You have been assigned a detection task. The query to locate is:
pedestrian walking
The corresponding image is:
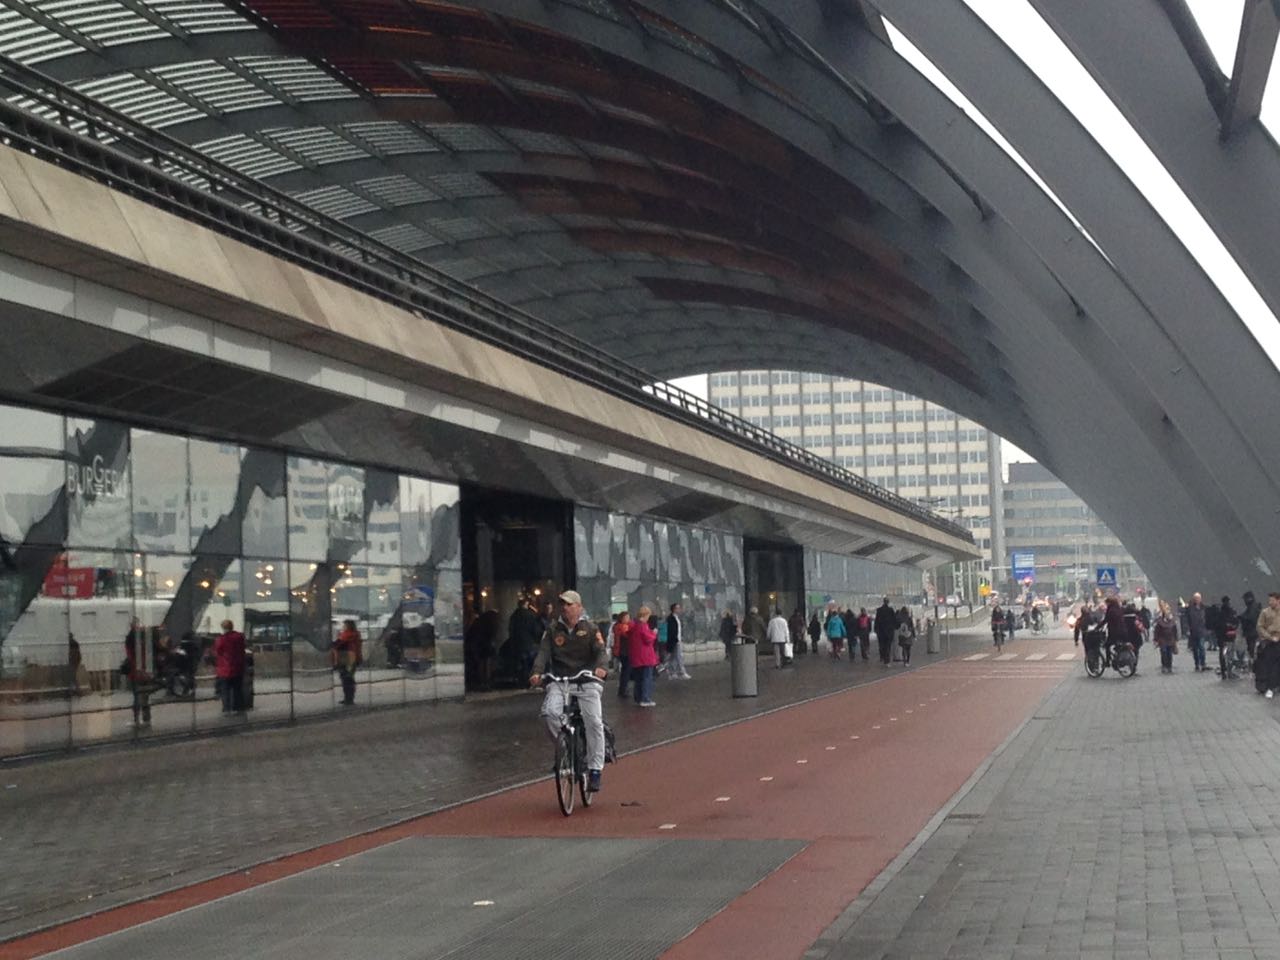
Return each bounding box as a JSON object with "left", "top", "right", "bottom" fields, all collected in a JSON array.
[
  {"left": 742, "top": 606, "right": 766, "bottom": 647},
  {"left": 718, "top": 610, "right": 737, "bottom": 661},
  {"left": 767, "top": 608, "right": 791, "bottom": 668},
  {"left": 123, "top": 618, "right": 151, "bottom": 728},
  {"left": 1254, "top": 592, "right": 1280, "bottom": 698},
  {"left": 1152, "top": 600, "right": 1179, "bottom": 674},
  {"left": 824, "top": 606, "right": 847, "bottom": 659},
  {"left": 874, "top": 597, "right": 896, "bottom": 667},
  {"left": 214, "top": 619, "right": 246, "bottom": 714},
  {"left": 665, "top": 602, "right": 691, "bottom": 679},
  {"left": 789, "top": 607, "right": 807, "bottom": 654},
  {"left": 1241, "top": 591, "right": 1261, "bottom": 667},
  {"left": 612, "top": 611, "right": 633, "bottom": 698},
  {"left": 1184, "top": 593, "right": 1208, "bottom": 671},
  {"left": 333, "top": 619, "right": 362, "bottom": 705},
  {"left": 856, "top": 608, "right": 872, "bottom": 661},
  {"left": 628, "top": 605, "right": 659, "bottom": 707},
  {"left": 807, "top": 611, "right": 822, "bottom": 656},
  {"left": 895, "top": 606, "right": 916, "bottom": 665},
  {"left": 1214, "top": 595, "right": 1239, "bottom": 679}
]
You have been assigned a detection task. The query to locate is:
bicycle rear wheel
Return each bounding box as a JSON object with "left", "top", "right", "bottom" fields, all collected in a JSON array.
[
  {"left": 1115, "top": 651, "right": 1136, "bottom": 678},
  {"left": 577, "top": 728, "right": 594, "bottom": 808},
  {"left": 555, "top": 729, "right": 576, "bottom": 816}
]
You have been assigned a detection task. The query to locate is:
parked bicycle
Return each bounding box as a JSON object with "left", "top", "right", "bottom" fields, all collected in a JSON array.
[{"left": 543, "top": 670, "right": 616, "bottom": 816}]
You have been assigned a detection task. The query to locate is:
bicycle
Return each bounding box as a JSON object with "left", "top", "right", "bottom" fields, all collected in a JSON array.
[
  {"left": 1084, "top": 631, "right": 1136, "bottom": 679},
  {"left": 543, "top": 670, "right": 616, "bottom": 816},
  {"left": 1032, "top": 617, "right": 1049, "bottom": 635}
]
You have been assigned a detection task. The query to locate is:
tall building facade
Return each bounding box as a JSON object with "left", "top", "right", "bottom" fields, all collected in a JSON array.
[
  {"left": 1002, "top": 461, "right": 1146, "bottom": 597},
  {"left": 707, "top": 371, "right": 1002, "bottom": 600}
]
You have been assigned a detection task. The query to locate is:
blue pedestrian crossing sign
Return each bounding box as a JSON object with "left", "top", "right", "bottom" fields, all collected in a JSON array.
[{"left": 1095, "top": 567, "right": 1118, "bottom": 588}]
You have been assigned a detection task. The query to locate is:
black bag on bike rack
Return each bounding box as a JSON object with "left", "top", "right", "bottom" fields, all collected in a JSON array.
[{"left": 603, "top": 722, "right": 617, "bottom": 764}]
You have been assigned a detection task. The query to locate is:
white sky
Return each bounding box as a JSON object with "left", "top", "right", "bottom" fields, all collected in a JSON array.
[{"left": 673, "top": 3, "right": 1275, "bottom": 480}]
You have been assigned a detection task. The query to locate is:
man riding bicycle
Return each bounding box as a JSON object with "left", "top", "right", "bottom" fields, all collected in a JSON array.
[{"left": 529, "top": 590, "right": 609, "bottom": 792}]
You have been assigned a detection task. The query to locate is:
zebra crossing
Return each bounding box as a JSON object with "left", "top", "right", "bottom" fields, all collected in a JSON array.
[{"left": 962, "top": 651, "right": 1077, "bottom": 662}]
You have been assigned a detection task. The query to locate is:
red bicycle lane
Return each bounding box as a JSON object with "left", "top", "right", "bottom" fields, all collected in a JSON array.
[
  {"left": 413, "top": 641, "right": 1074, "bottom": 960},
  {"left": 1, "top": 640, "right": 1072, "bottom": 959}
]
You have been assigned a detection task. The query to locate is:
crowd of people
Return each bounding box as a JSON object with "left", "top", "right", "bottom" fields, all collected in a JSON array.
[{"left": 1067, "top": 590, "right": 1280, "bottom": 690}]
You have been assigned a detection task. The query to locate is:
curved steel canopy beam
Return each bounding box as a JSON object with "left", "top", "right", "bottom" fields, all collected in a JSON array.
[
  {"left": 857, "top": 0, "right": 1280, "bottom": 594},
  {"left": 527, "top": 0, "right": 1249, "bottom": 592}
]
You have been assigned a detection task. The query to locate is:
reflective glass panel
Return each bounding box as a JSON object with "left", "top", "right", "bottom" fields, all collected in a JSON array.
[
  {"left": 0, "top": 547, "right": 71, "bottom": 755},
  {"left": 327, "top": 463, "right": 364, "bottom": 557},
  {"left": 131, "top": 430, "right": 189, "bottom": 554},
  {"left": 0, "top": 405, "right": 66, "bottom": 548},
  {"left": 288, "top": 457, "right": 328, "bottom": 562},
  {"left": 290, "top": 560, "right": 333, "bottom": 713},
  {"left": 243, "top": 557, "right": 290, "bottom": 721},
  {"left": 358, "top": 469, "right": 400, "bottom": 566},
  {"left": 365, "top": 564, "right": 404, "bottom": 706},
  {"left": 241, "top": 449, "right": 287, "bottom": 559},
  {"left": 66, "top": 418, "right": 131, "bottom": 551},
  {"left": 188, "top": 439, "right": 241, "bottom": 555},
  {"left": 63, "top": 549, "right": 135, "bottom": 744}
]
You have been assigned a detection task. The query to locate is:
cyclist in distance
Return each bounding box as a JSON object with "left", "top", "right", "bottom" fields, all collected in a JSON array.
[
  {"left": 990, "top": 603, "right": 1007, "bottom": 647},
  {"left": 529, "top": 590, "right": 609, "bottom": 792}
]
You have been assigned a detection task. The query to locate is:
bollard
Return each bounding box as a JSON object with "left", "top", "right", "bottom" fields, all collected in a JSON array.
[{"left": 926, "top": 620, "right": 941, "bottom": 654}]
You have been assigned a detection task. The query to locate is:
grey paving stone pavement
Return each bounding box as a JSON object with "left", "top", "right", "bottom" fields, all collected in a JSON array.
[
  {"left": 0, "top": 629, "right": 988, "bottom": 943},
  {"left": 809, "top": 648, "right": 1280, "bottom": 960}
]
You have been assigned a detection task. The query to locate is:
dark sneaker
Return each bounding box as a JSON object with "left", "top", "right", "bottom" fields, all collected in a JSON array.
[{"left": 587, "top": 769, "right": 602, "bottom": 792}]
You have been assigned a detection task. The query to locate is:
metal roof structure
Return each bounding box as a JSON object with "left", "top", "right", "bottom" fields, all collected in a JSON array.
[{"left": 0, "top": 0, "right": 1278, "bottom": 597}]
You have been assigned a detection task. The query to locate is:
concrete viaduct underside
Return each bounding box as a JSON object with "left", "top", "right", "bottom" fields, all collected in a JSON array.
[{"left": 1, "top": 0, "right": 1278, "bottom": 597}]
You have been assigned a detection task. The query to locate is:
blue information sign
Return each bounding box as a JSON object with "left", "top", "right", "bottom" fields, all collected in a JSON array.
[
  {"left": 1096, "top": 567, "right": 1118, "bottom": 588},
  {"left": 1012, "top": 552, "right": 1036, "bottom": 582}
]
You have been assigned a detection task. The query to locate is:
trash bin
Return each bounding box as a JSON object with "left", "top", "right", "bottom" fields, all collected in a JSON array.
[
  {"left": 926, "top": 620, "right": 941, "bottom": 655},
  {"left": 730, "top": 637, "right": 758, "bottom": 697}
]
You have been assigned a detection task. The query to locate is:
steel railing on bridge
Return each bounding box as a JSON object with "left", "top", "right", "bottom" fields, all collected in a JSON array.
[{"left": 0, "top": 55, "right": 970, "bottom": 541}]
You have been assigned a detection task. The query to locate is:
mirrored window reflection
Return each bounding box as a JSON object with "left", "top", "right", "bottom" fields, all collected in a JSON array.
[
  {"left": 332, "top": 561, "right": 367, "bottom": 706},
  {"left": 399, "top": 476, "right": 433, "bottom": 567},
  {"left": 243, "top": 558, "right": 289, "bottom": 718},
  {"left": 131, "top": 430, "right": 189, "bottom": 554},
  {"left": 62, "top": 549, "right": 135, "bottom": 744},
  {"left": 189, "top": 440, "right": 241, "bottom": 555},
  {"left": 428, "top": 482, "right": 461, "bottom": 569},
  {"left": 435, "top": 568, "right": 464, "bottom": 699},
  {"left": 0, "top": 548, "right": 71, "bottom": 756},
  {"left": 366, "top": 565, "right": 404, "bottom": 706},
  {"left": 290, "top": 560, "right": 332, "bottom": 712},
  {"left": 400, "top": 566, "right": 440, "bottom": 702},
  {"left": 288, "top": 458, "right": 328, "bottom": 562},
  {"left": 358, "top": 469, "right": 399, "bottom": 566},
  {"left": 0, "top": 405, "right": 67, "bottom": 548},
  {"left": 66, "top": 418, "right": 131, "bottom": 551},
  {"left": 327, "top": 463, "right": 364, "bottom": 558},
  {"left": 241, "top": 449, "right": 286, "bottom": 559}
]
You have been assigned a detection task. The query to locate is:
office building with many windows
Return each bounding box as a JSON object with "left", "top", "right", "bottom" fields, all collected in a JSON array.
[
  {"left": 1002, "top": 461, "right": 1146, "bottom": 598},
  {"left": 708, "top": 372, "right": 1002, "bottom": 601}
]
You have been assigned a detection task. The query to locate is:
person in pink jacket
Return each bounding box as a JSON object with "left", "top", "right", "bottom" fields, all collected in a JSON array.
[{"left": 627, "top": 605, "right": 659, "bottom": 707}]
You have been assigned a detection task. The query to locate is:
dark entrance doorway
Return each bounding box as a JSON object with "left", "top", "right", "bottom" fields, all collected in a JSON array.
[
  {"left": 460, "top": 488, "right": 573, "bottom": 692},
  {"left": 744, "top": 539, "right": 805, "bottom": 630}
]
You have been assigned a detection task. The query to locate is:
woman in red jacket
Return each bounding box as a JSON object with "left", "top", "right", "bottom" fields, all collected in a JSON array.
[
  {"left": 612, "top": 611, "right": 633, "bottom": 700},
  {"left": 214, "top": 619, "right": 246, "bottom": 714},
  {"left": 333, "top": 619, "right": 363, "bottom": 706},
  {"left": 627, "top": 605, "right": 659, "bottom": 708}
]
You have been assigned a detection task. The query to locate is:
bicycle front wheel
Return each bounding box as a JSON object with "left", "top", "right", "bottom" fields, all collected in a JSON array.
[
  {"left": 577, "top": 728, "right": 594, "bottom": 808},
  {"left": 1085, "top": 650, "right": 1104, "bottom": 678},
  {"left": 555, "top": 729, "right": 576, "bottom": 816}
]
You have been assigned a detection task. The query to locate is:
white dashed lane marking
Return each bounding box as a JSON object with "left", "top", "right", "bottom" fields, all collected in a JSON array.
[
  {"left": 993, "top": 653, "right": 1017, "bottom": 662},
  {"left": 1025, "top": 653, "right": 1047, "bottom": 661},
  {"left": 964, "top": 653, "right": 990, "bottom": 661}
]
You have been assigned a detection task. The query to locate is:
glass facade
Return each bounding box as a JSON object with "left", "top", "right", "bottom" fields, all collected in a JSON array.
[
  {"left": 0, "top": 404, "right": 462, "bottom": 758},
  {"left": 805, "top": 549, "right": 923, "bottom": 613},
  {"left": 574, "top": 507, "right": 744, "bottom": 645}
]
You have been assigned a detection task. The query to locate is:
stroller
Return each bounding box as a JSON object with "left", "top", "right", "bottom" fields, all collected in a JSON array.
[{"left": 160, "top": 634, "right": 200, "bottom": 698}]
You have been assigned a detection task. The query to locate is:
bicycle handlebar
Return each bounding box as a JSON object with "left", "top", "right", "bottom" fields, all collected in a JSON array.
[{"left": 541, "top": 670, "right": 604, "bottom": 685}]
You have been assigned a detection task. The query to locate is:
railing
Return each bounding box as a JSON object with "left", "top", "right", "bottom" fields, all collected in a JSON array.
[{"left": 0, "top": 55, "right": 970, "bottom": 541}]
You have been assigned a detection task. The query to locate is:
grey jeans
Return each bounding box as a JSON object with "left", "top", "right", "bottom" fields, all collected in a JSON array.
[{"left": 541, "top": 680, "right": 605, "bottom": 771}]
